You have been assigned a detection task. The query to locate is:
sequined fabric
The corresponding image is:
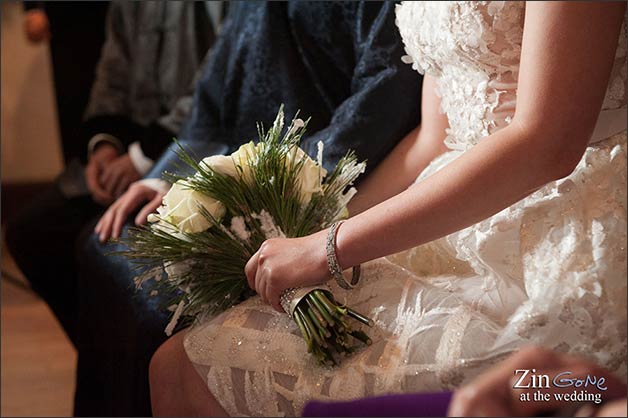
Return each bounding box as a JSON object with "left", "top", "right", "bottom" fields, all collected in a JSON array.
[{"left": 185, "top": 2, "right": 627, "bottom": 416}]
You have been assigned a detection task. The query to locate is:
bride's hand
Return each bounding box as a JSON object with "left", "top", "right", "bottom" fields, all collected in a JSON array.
[{"left": 245, "top": 230, "right": 330, "bottom": 312}]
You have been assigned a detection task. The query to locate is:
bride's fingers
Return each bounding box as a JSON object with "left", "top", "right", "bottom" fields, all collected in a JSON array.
[
  {"left": 260, "top": 275, "right": 268, "bottom": 305},
  {"left": 268, "top": 288, "right": 283, "bottom": 313},
  {"left": 266, "top": 280, "right": 283, "bottom": 312},
  {"left": 261, "top": 271, "right": 284, "bottom": 311},
  {"left": 262, "top": 280, "right": 269, "bottom": 305},
  {"left": 245, "top": 251, "right": 260, "bottom": 290},
  {"left": 256, "top": 268, "right": 269, "bottom": 304},
  {"left": 135, "top": 194, "right": 162, "bottom": 225},
  {"left": 255, "top": 274, "right": 264, "bottom": 302},
  {"left": 265, "top": 278, "right": 284, "bottom": 312}
]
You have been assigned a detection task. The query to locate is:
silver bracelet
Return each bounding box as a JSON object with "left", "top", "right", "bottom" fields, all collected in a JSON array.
[{"left": 326, "top": 221, "right": 361, "bottom": 290}]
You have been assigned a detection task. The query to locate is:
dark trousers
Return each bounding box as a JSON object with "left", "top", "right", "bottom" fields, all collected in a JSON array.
[
  {"left": 74, "top": 228, "right": 169, "bottom": 417},
  {"left": 5, "top": 183, "right": 102, "bottom": 346},
  {"left": 5, "top": 181, "right": 169, "bottom": 416}
]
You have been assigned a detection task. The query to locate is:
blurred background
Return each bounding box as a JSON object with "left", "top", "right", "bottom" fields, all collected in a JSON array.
[
  {"left": 1, "top": 0, "right": 64, "bottom": 199},
  {"left": 2, "top": 0, "right": 219, "bottom": 414},
  {"left": 2, "top": 1, "right": 106, "bottom": 415}
]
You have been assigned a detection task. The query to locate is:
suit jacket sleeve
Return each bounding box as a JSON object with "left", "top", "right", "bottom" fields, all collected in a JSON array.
[
  {"left": 300, "top": 1, "right": 422, "bottom": 178},
  {"left": 137, "top": 49, "right": 215, "bottom": 161},
  {"left": 81, "top": 3, "right": 142, "bottom": 151}
]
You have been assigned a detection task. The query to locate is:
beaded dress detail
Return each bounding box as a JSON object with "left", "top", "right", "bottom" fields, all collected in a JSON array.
[{"left": 184, "top": 2, "right": 627, "bottom": 415}]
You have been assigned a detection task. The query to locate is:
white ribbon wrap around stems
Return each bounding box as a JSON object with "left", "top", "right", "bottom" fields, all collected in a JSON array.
[{"left": 280, "top": 285, "right": 332, "bottom": 318}]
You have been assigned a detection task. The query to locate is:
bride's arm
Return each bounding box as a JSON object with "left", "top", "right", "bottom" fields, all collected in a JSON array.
[
  {"left": 335, "top": 1, "right": 625, "bottom": 267},
  {"left": 348, "top": 75, "right": 449, "bottom": 215},
  {"left": 246, "top": 2, "right": 626, "bottom": 311}
]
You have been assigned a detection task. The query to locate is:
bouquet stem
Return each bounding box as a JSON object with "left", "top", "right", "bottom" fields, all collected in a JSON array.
[
  {"left": 290, "top": 289, "right": 373, "bottom": 365},
  {"left": 118, "top": 107, "right": 371, "bottom": 366}
]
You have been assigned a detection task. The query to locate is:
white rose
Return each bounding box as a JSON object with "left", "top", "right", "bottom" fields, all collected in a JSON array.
[
  {"left": 230, "top": 141, "right": 262, "bottom": 183},
  {"left": 231, "top": 141, "right": 261, "bottom": 165},
  {"left": 286, "top": 146, "right": 327, "bottom": 204},
  {"left": 200, "top": 154, "right": 239, "bottom": 178},
  {"left": 149, "top": 180, "right": 225, "bottom": 233},
  {"left": 200, "top": 141, "right": 263, "bottom": 183}
]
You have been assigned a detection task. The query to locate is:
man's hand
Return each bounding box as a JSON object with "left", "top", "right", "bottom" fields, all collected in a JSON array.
[
  {"left": 85, "top": 143, "right": 119, "bottom": 205},
  {"left": 99, "top": 154, "right": 142, "bottom": 199},
  {"left": 23, "top": 9, "right": 50, "bottom": 43},
  {"left": 94, "top": 182, "right": 164, "bottom": 242}
]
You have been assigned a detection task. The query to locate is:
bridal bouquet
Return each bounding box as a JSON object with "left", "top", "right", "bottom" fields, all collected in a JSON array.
[{"left": 119, "top": 107, "right": 372, "bottom": 365}]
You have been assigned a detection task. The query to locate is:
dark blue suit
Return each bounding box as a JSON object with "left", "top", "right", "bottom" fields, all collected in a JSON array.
[{"left": 39, "top": 2, "right": 422, "bottom": 415}]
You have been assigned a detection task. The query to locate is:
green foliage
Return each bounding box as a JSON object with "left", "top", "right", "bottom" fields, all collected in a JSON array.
[{"left": 116, "top": 107, "right": 371, "bottom": 362}]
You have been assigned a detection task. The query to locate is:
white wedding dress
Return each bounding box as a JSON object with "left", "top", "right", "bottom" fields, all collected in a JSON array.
[{"left": 184, "top": 2, "right": 627, "bottom": 416}]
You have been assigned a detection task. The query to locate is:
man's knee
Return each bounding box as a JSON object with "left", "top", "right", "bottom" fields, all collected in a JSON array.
[
  {"left": 5, "top": 208, "right": 42, "bottom": 274},
  {"left": 75, "top": 222, "right": 102, "bottom": 266},
  {"left": 5, "top": 184, "right": 82, "bottom": 269}
]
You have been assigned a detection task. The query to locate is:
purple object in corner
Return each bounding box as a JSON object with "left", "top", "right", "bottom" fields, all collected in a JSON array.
[{"left": 302, "top": 391, "right": 454, "bottom": 417}]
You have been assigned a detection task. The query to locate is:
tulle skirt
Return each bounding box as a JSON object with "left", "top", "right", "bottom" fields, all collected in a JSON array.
[{"left": 184, "top": 132, "right": 627, "bottom": 416}]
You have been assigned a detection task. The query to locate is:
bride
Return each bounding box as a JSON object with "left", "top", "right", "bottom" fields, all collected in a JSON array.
[{"left": 148, "top": 1, "right": 626, "bottom": 416}]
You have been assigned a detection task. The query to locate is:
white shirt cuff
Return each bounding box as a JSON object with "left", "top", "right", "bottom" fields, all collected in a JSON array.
[
  {"left": 87, "top": 133, "right": 124, "bottom": 157},
  {"left": 128, "top": 141, "right": 155, "bottom": 176},
  {"left": 136, "top": 178, "right": 171, "bottom": 194}
]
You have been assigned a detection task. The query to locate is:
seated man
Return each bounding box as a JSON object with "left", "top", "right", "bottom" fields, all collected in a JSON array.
[
  {"left": 75, "top": 1, "right": 423, "bottom": 416},
  {"left": 4, "top": 0, "right": 218, "bottom": 414}
]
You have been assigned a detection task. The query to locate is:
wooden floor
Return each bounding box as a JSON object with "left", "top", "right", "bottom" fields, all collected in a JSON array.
[{"left": 1, "top": 242, "right": 76, "bottom": 417}]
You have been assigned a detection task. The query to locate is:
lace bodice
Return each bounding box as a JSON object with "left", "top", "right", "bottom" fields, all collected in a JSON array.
[{"left": 396, "top": 1, "right": 627, "bottom": 151}]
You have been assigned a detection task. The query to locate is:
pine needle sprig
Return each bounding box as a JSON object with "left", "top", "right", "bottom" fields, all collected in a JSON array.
[{"left": 116, "top": 106, "right": 373, "bottom": 363}]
